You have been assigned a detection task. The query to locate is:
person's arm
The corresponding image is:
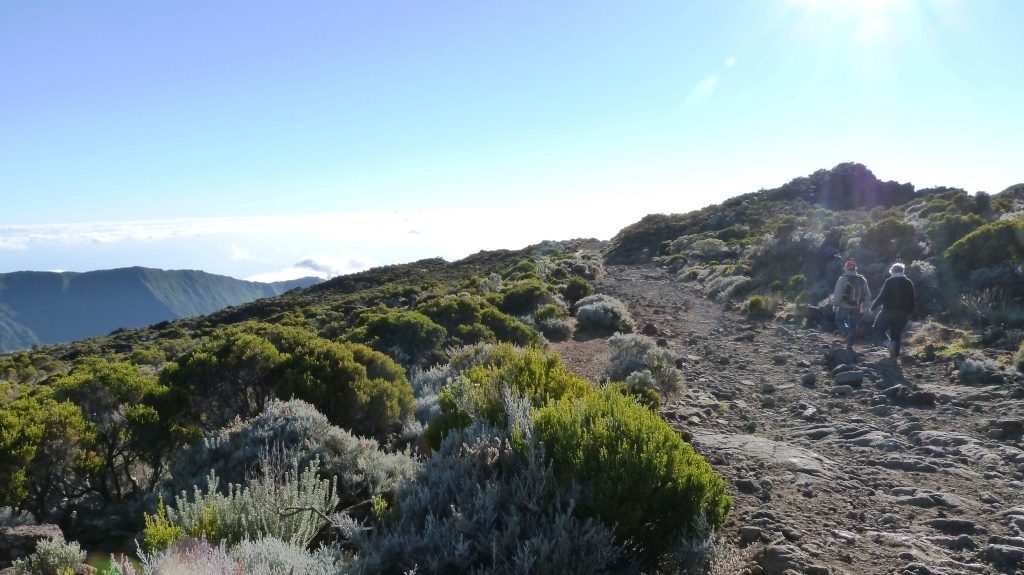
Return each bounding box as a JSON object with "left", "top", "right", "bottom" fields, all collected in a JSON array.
[
  {"left": 906, "top": 279, "right": 916, "bottom": 313},
  {"left": 832, "top": 277, "right": 846, "bottom": 309}
]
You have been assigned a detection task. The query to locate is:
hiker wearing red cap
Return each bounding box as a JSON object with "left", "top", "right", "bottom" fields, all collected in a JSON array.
[{"left": 832, "top": 259, "right": 871, "bottom": 351}]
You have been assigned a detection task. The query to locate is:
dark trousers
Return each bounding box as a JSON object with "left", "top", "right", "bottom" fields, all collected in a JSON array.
[{"left": 873, "top": 309, "right": 910, "bottom": 356}]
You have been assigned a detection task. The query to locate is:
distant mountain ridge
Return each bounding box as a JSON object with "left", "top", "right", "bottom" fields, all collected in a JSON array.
[{"left": 0, "top": 267, "right": 320, "bottom": 352}]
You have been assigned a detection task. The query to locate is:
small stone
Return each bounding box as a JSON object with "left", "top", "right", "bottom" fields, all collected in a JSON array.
[
  {"left": 771, "top": 354, "right": 788, "bottom": 365},
  {"left": 641, "top": 322, "right": 659, "bottom": 336},
  {"left": 920, "top": 518, "right": 983, "bottom": 535},
  {"left": 801, "top": 372, "right": 817, "bottom": 387},
  {"left": 831, "top": 385, "right": 855, "bottom": 397},
  {"left": 735, "top": 478, "right": 759, "bottom": 493},
  {"left": 761, "top": 396, "right": 777, "bottom": 408},
  {"left": 740, "top": 526, "right": 765, "bottom": 543}
]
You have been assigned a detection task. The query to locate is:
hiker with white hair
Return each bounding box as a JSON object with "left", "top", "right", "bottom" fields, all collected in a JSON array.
[{"left": 870, "top": 262, "right": 916, "bottom": 360}]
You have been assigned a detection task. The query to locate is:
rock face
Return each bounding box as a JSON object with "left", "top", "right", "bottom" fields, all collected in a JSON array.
[
  {"left": 0, "top": 524, "right": 64, "bottom": 568},
  {"left": 590, "top": 265, "right": 1024, "bottom": 575}
]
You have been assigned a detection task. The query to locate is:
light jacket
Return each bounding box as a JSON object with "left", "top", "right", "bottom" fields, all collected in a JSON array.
[{"left": 832, "top": 272, "right": 871, "bottom": 311}]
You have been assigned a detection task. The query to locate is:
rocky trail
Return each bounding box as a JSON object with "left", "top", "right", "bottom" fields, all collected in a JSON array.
[{"left": 559, "top": 265, "right": 1024, "bottom": 575}]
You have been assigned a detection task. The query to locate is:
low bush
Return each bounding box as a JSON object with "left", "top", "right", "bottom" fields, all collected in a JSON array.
[
  {"left": 1016, "top": 341, "right": 1024, "bottom": 373},
  {"left": 277, "top": 340, "right": 413, "bottom": 438},
  {"left": 788, "top": 274, "right": 807, "bottom": 292},
  {"left": 500, "top": 279, "right": 554, "bottom": 317},
  {"left": 12, "top": 538, "right": 86, "bottom": 575},
  {"left": 533, "top": 303, "right": 572, "bottom": 341},
  {"left": 352, "top": 424, "right": 622, "bottom": 575},
  {"left": 347, "top": 308, "right": 447, "bottom": 368},
  {"left": 956, "top": 353, "right": 1003, "bottom": 385},
  {"left": 606, "top": 333, "right": 682, "bottom": 397},
  {"left": 0, "top": 393, "right": 97, "bottom": 520},
  {"left": 147, "top": 456, "right": 338, "bottom": 550},
  {"left": 533, "top": 388, "right": 732, "bottom": 569},
  {"left": 690, "top": 238, "right": 729, "bottom": 260},
  {"left": 168, "top": 400, "right": 416, "bottom": 509},
  {"left": 657, "top": 253, "right": 689, "bottom": 273},
  {"left": 562, "top": 276, "right": 595, "bottom": 308},
  {"left": 480, "top": 308, "right": 543, "bottom": 347},
  {"left": 425, "top": 345, "right": 591, "bottom": 448},
  {"left": 573, "top": 294, "right": 634, "bottom": 334},
  {"left": 861, "top": 217, "right": 920, "bottom": 263},
  {"left": 945, "top": 217, "right": 1024, "bottom": 278},
  {"left": 745, "top": 295, "right": 775, "bottom": 318},
  {"left": 231, "top": 537, "right": 340, "bottom": 575},
  {"left": 134, "top": 539, "right": 240, "bottom": 575}
]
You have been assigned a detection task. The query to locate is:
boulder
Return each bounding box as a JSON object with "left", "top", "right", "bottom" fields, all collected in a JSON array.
[
  {"left": 754, "top": 544, "right": 830, "bottom": 574},
  {"left": 834, "top": 371, "right": 864, "bottom": 387},
  {"left": 0, "top": 524, "right": 64, "bottom": 568}
]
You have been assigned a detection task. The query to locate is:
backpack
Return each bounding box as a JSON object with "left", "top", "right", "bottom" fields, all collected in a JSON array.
[{"left": 841, "top": 276, "right": 864, "bottom": 307}]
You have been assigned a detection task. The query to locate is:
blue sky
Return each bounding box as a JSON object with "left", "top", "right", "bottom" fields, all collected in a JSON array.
[{"left": 2, "top": 0, "right": 1022, "bottom": 280}]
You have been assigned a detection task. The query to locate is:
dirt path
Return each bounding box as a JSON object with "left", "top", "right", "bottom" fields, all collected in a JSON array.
[{"left": 567, "top": 265, "right": 1024, "bottom": 575}]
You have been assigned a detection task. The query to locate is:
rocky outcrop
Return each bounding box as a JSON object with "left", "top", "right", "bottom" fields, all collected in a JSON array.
[{"left": 0, "top": 524, "right": 63, "bottom": 568}]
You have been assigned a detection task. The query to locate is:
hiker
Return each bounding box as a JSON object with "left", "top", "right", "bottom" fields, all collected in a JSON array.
[
  {"left": 832, "top": 259, "right": 871, "bottom": 351},
  {"left": 871, "top": 262, "right": 916, "bottom": 359}
]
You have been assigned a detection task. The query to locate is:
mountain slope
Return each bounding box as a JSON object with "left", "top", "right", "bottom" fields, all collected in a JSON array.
[{"left": 0, "top": 267, "right": 320, "bottom": 352}]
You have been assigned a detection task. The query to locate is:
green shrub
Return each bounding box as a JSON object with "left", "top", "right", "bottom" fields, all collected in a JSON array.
[
  {"left": 534, "top": 303, "right": 568, "bottom": 324},
  {"left": 1015, "top": 341, "right": 1024, "bottom": 373},
  {"left": 54, "top": 359, "right": 187, "bottom": 504},
  {"left": 480, "top": 308, "right": 542, "bottom": 347},
  {"left": 945, "top": 217, "right": 1024, "bottom": 278},
  {"left": 691, "top": 238, "right": 729, "bottom": 260},
  {"left": 861, "top": 217, "right": 920, "bottom": 262},
  {"left": 770, "top": 280, "right": 784, "bottom": 293},
  {"left": 143, "top": 495, "right": 186, "bottom": 552},
  {"left": 504, "top": 258, "right": 541, "bottom": 281},
  {"left": 348, "top": 308, "right": 446, "bottom": 367},
  {"left": 926, "top": 213, "right": 985, "bottom": 255},
  {"left": 279, "top": 340, "right": 413, "bottom": 438},
  {"left": 745, "top": 295, "right": 775, "bottom": 318},
  {"left": 788, "top": 274, "right": 807, "bottom": 292},
  {"left": 562, "top": 276, "right": 595, "bottom": 307},
  {"left": 533, "top": 303, "right": 572, "bottom": 342},
  {"left": 500, "top": 279, "right": 554, "bottom": 316},
  {"left": 161, "top": 330, "right": 287, "bottom": 429},
  {"left": 0, "top": 393, "right": 97, "bottom": 520},
  {"left": 425, "top": 345, "right": 591, "bottom": 447},
  {"left": 12, "top": 538, "right": 86, "bottom": 575},
  {"left": 533, "top": 388, "right": 731, "bottom": 568},
  {"left": 416, "top": 294, "right": 487, "bottom": 341},
  {"left": 166, "top": 324, "right": 414, "bottom": 439}
]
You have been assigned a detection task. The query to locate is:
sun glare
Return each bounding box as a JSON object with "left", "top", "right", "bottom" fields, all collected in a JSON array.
[{"left": 788, "top": 0, "right": 918, "bottom": 44}]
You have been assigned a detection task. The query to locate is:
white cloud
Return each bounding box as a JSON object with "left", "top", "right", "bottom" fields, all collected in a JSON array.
[
  {"left": 0, "top": 202, "right": 652, "bottom": 277},
  {"left": 228, "top": 244, "right": 265, "bottom": 262},
  {"left": 0, "top": 237, "right": 28, "bottom": 251},
  {"left": 246, "top": 253, "right": 376, "bottom": 283},
  {"left": 686, "top": 74, "right": 719, "bottom": 106},
  {"left": 725, "top": 56, "right": 737, "bottom": 68}
]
